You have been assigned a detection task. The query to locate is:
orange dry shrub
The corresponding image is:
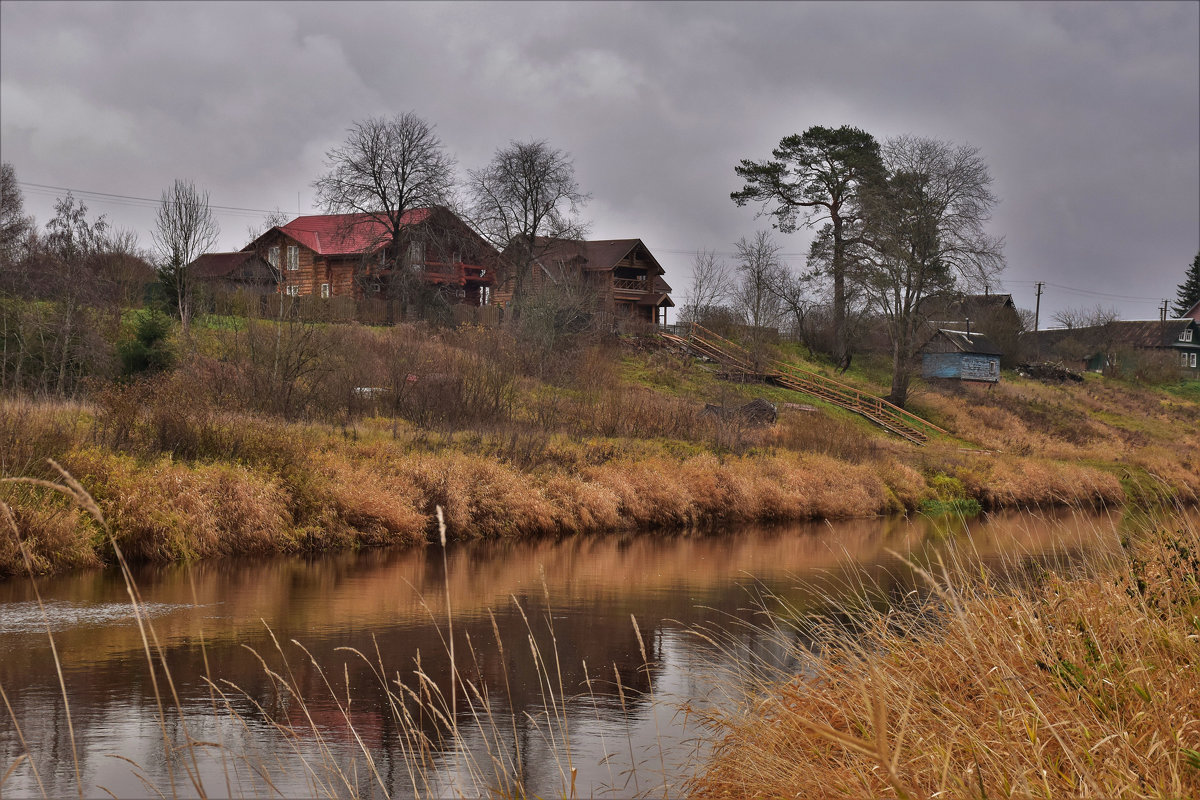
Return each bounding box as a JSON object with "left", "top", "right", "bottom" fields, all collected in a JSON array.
[
  {"left": 400, "top": 451, "right": 558, "bottom": 539},
  {"left": 0, "top": 501, "right": 100, "bottom": 576},
  {"left": 588, "top": 457, "right": 700, "bottom": 527},
  {"left": 301, "top": 452, "right": 426, "bottom": 548},
  {"left": 63, "top": 447, "right": 296, "bottom": 562},
  {"left": 538, "top": 474, "right": 624, "bottom": 533}
]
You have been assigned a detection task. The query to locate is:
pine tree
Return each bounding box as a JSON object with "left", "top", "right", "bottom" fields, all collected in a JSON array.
[{"left": 1173, "top": 252, "right": 1200, "bottom": 317}]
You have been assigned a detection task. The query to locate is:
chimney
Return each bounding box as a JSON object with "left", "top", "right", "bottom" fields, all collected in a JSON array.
[{"left": 965, "top": 317, "right": 972, "bottom": 337}]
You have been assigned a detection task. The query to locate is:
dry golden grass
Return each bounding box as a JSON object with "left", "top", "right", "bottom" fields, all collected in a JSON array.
[
  {"left": 3, "top": 344, "right": 1198, "bottom": 576},
  {"left": 689, "top": 513, "right": 1200, "bottom": 799}
]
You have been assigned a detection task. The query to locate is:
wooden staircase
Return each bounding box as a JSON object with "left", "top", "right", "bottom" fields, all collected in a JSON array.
[{"left": 660, "top": 324, "right": 946, "bottom": 445}]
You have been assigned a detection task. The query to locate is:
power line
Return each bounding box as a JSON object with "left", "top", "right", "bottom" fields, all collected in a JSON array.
[{"left": 17, "top": 181, "right": 288, "bottom": 219}]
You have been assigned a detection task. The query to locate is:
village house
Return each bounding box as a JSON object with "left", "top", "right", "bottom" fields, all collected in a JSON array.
[
  {"left": 493, "top": 237, "right": 674, "bottom": 325},
  {"left": 185, "top": 251, "right": 278, "bottom": 295},
  {"left": 920, "top": 329, "right": 1003, "bottom": 383},
  {"left": 1182, "top": 298, "right": 1200, "bottom": 323},
  {"left": 194, "top": 206, "right": 498, "bottom": 306},
  {"left": 1023, "top": 319, "right": 1200, "bottom": 376},
  {"left": 921, "top": 292, "right": 1023, "bottom": 364}
]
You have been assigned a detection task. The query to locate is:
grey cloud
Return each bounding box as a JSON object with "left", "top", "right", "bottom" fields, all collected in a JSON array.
[{"left": 1, "top": 1, "right": 1195, "bottom": 321}]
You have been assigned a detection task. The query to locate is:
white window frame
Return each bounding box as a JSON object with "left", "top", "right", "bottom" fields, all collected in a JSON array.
[
  {"left": 320, "top": 283, "right": 330, "bottom": 298},
  {"left": 287, "top": 245, "right": 299, "bottom": 271},
  {"left": 267, "top": 246, "right": 280, "bottom": 268},
  {"left": 408, "top": 241, "right": 425, "bottom": 267},
  {"left": 286, "top": 285, "right": 299, "bottom": 297},
  {"left": 1182, "top": 329, "right": 1194, "bottom": 342},
  {"left": 1191, "top": 352, "right": 1198, "bottom": 368},
  {"left": 1183, "top": 352, "right": 1190, "bottom": 367}
]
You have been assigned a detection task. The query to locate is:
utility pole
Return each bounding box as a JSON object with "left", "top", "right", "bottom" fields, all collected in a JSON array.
[
  {"left": 1160, "top": 299, "right": 1168, "bottom": 323},
  {"left": 1034, "top": 282, "right": 1044, "bottom": 360},
  {"left": 1034, "top": 282, "right": 1044, "bottom": 332}
]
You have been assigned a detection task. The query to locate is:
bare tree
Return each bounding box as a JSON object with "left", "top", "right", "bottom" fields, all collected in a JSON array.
[
  {"left": 153, "top": 179, "right": 220, "bottom": 333},
  {"left": 732, "top": 230, "right": 785, "bottom": 334},
  {"left": 0, "top": 163, "right": 36, "bottom": 267},
  {"left": 679, "top": 249, "right": 733, "bottom": 326},
  {"left": 313, "top": 112, "right": 456, "bottom": 308},
  {"left": 245, "top": 208, "right": 291, "bottom": 242},
  {"left": 856, "top": 136, "right": 1005, "bottom": 407},
  {"left": 466, "top": 139, "right": 588, "bottom": 319},
  {"left": 1052, "top": 305, "right": 1118, "bottom": 330},
  {"left": 2, "top": 194, "right": 118, "bottom": 395}
]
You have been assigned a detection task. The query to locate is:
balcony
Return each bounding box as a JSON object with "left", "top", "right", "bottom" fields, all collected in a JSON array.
[{"left": 613, "top": 277, "right": 650, "bottom": 293}]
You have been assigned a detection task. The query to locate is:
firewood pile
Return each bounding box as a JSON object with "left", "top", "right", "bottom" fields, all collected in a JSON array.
[{"left": 1015, "top": 362, "right": 1085, "bottom": 383}]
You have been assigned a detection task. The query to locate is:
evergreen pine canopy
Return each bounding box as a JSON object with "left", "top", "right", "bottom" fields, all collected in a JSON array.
[{"left": 1174, "top": 252, "right": 1200, "bottom": 317}]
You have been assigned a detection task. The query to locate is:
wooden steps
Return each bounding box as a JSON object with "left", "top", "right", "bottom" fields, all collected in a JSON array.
[{"left": 661, "top": 324, "right": 946, "bottom": 445}]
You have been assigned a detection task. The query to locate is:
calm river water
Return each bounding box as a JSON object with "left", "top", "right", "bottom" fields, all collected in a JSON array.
[{"left": 1, "top": 509, "right": 1133, "bottom": 798}]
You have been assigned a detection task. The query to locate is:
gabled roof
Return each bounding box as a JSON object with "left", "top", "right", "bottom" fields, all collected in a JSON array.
[
  {"left": 921, "top": 292, "right": 1017, "bottom": 323},
  {"left": 929, "top": 329, "right": 1003, "bottom": 355},
  {"left": 525, "top": 237, "right": 672, "bottom": 291},
  {"left": 187, "top": 251, "right": 270, "bottom": 279},
  {"left": 1183, "top": 298, "right": 1200, "bottom": 322},
  {"left": 248, "top": 209, "right": 433, "bottom": 256},
  {"left": 1022, "top": 319, "right": 1196, "bottom": 350},
  {"left": 1105, "top": 319, "right": 1195, "bottom": 348}
]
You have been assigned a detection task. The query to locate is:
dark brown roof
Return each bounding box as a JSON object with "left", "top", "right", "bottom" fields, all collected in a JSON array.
[
  {"left": 187, "top": 251, "right": 266, "bottom": 279},
  {"left": 921, "top": 293, "right": 1016, "bottom": 322},
  {"left": 1023, "top": 320, "right": 1196, "bottom": 350},
  {"left": 533, "top": 237, "right": 668, "bottom": 282},
  {"left": 930, "top": 329, "right": 1003, "bottom": 355},
  {"left": 1105, "top": 320, "right": 1194, "bottom": 348}
]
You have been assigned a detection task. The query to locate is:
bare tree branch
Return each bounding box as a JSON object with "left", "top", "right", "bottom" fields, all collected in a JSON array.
[
  {"left": 466, "top": 139, "right": 588, "bottom": 317},
  {"left": 153, "top": 179, "right": 220, "bottom": 333}
]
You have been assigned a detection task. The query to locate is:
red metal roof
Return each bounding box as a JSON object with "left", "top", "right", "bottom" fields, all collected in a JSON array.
[{"left": 275, "top": 209, "right": 432, "bottom": 256}]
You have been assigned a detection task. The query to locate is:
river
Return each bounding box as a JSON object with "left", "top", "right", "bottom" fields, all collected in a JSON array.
[{"left": 1, "top": 509, "right": 1132, "bottom": 798}]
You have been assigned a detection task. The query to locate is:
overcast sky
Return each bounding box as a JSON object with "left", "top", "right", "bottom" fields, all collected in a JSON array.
[{"left": 2, "top": 1, "right": 1197, "bottom": 322}]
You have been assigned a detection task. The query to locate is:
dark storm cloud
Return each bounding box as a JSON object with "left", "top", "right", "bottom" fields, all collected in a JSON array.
[{"left": 2, "top": 1, "right": 1196, "bottom": 321}]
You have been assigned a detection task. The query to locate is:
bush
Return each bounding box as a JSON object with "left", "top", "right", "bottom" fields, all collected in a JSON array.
[{"left": 117, "top": 309, "right": 174, "bottom": 376}]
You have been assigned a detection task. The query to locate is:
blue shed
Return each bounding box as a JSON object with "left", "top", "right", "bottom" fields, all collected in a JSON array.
[{"left": 920, "top": 329, "right": 1002, "bottom": 383}]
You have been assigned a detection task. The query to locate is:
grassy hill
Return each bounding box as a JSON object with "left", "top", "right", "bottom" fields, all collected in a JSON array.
[{"left": 2, "top": 316, "right": 1197, "bottom": 576}]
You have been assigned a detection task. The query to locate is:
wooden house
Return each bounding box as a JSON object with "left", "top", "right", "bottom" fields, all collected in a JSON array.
[
  {"left": 1182, "top": 298, "right": 1200, "bottom": 323},
  {"left": 186, "top": 251, "right": 278, "bottom": 294},
  {"left": 494, "top": 238, "right": 673, "bottom": 325},
  {"left": 921, "top": 292, "right": 1023, "bottom": 364},
  {"left": 920, "top": 329, "right": 1003, "bottom": 383},
  {"left": 1023, "top": 319, "right": 1200, "bottom": 376},
  {"left": 237, "top": 206, "right": 497, "bottom": 305}
]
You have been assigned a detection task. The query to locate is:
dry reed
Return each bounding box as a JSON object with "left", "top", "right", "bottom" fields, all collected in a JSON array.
[{"left": 688, "top": 510, "right": 1200, "bottom": 799}]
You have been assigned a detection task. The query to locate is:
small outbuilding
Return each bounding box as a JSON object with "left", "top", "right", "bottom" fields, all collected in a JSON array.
[{"left": 920, "top": 329, "right": 1002, "bottom": 383}]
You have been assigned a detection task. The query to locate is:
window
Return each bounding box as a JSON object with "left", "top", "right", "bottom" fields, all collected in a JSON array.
[
  {"left": 287, "top": 246, "right": 299, "bottom": 271},
  {"left": 286, "top": 285, "right": 299, "bottom": 297},
  {"left": 268, "top": 246, "right": 280, "bottom": 268},
  {"left": 1182, "top": 329, "right": 1194, "bottom": 342},
  {"left": 320, "top": 283, "right": 330, "bottom": 298},
  {"left": 408, "top": 241, "right": 425, "bottom": 266},
  {"left": 1192, "top": 353, "right": 1198, "bottom": 368},
  {"left": 1183, "top": 352, "right": 1191, "bottom": 367}
]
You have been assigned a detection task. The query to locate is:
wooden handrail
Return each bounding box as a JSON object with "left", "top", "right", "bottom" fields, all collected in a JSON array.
[
  {"left": 669, "top": 323, "right": 944, "bottom": 444},
  {"left": 689, "top": 322, "right": 946, "bottom": 436}
]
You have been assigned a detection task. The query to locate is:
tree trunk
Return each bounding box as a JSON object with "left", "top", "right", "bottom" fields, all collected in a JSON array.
[
  {"left": 888, "top": 331, "right": 916, "bottom": 408},
  {"left": 831, "top": 217, "right": 849, "bottom": 371}
]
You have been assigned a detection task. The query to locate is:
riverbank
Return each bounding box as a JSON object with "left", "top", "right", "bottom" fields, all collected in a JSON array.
[
  {"left": 688, "top": 509, "right": 1200, "bottom": 798},
  {"left": 2, "top": 327, "right": 1198, "bottom": 577}
]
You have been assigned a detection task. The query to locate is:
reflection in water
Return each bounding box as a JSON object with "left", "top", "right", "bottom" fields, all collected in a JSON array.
[{"left": 0, "top": 509, "right": 1134, "bottom": 797}]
